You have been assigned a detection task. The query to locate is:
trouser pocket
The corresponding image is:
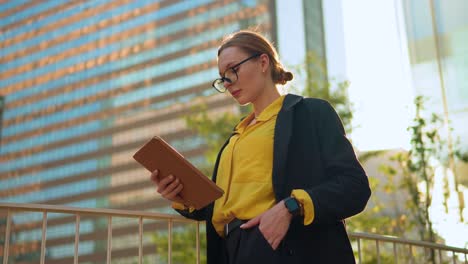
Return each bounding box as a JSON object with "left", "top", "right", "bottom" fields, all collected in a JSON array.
[{"left": 234, "top": 226, "right": 281, "bottom": 264}]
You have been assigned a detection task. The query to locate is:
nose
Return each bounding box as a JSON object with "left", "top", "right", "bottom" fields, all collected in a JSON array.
[{"left": 223, "top": 78, "right": 232, "bottom": 88}]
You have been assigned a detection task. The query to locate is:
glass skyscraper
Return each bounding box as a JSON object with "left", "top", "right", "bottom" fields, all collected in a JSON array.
[{"left": 0, "top": 0, "right": 329, "bottom": 263}]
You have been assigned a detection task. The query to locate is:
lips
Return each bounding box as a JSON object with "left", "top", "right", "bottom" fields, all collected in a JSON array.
[{"left": 230, "top": 90, "right": 241, "bottom": 97}]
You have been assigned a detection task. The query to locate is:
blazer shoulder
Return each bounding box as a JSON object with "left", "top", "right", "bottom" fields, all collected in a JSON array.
[
  {"left": 302, "top": 97, "right": 330, "bottom": 104},
  {"left": 301, "top": 97, "right": 333, "bottom": 111}
]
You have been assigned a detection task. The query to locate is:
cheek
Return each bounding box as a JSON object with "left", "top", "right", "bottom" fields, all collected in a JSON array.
[{"left": 240, "top": 70, "right": 262, "bottom": 89}]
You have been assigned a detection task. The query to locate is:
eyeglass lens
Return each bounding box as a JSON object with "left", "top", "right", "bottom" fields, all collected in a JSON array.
[{"left": 214, "top": 68, "right": 237, "bottom": 91}]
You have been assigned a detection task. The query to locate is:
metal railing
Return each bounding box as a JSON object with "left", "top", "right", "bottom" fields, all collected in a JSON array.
[
  {"left": 349, "top": 231, "right": 467, "bottom": 264},
  {"left": 1, "top": 202, "right": 467, "bottom": 264},
  {"left": 0, "top": 202, "right": 200, "bottom": 264}
]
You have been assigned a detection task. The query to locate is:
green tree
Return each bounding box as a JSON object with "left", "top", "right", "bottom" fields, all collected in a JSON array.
[
  {"left": 371, "top": 96, "right": 468, "bottom": 263},
  {"left": 288, "top": 52, "right": 354, "bottom": 135},
  {"left": 184, "top": 104, "right": 246, "bottom": 176},
  {"left": 347, "top": 151, "right": 420, "bottom": 263},
  {"left": 151, "top": 225, "right": 206, "bottom": 264}
]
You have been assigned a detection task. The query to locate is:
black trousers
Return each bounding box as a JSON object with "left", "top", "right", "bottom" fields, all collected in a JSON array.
[{"left": 225, "top": 226, "right": 282, "bottom": 264}]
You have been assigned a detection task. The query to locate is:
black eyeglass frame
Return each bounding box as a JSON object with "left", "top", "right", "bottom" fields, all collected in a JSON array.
[{"left": 212, "top": 53, "right": 262, "bottom": 93}]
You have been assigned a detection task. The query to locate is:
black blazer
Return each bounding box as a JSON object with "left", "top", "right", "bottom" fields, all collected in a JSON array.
[{"left": 176, "top": 94, "right": 371, "bottom": 264}]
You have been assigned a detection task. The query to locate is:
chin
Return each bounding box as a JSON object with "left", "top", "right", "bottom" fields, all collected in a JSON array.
[{"left": 232, "top": 96, "right": 251, "bottom": 106}]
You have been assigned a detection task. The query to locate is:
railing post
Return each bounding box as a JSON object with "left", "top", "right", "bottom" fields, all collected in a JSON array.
[
  {"left": 409, "top": 244, "right": 414, "bottom": 264},
  {"left": 107, "top": 216, "right": 112, "bottom": 264},
  {"left": 196, "top": 221, "right": 200, "bottom": 264},
  {"left": 439, "top": 249, "right": 443, "bottom": 264},
  {"left": 376, "top": 240, "right": 381, "bottom": 264},
  {"left": 393, "top": 242, "right": 398, "bottom": 264},
  {"left": 40, "top": 211, "right": 47, "bottom": 264},
  {"left": 2, "top": 209, "right": 11, "bottom": 264},
  {"left": 357, "top": 238, "right": 362, "bottom": 264},
  {"left": 74, "top": 214, "right": 80, "bottom": 264},
  {"left": 168, "top": 219, "right": 173, "bottom": 264},
  {"left": 425, "top": 246, "right": 428, "bottom": 263},
  {"left": 139, "top": 216, "right": 143, "bottom": 264},
  {"left": 453, "top": 251, "right": 457, "bottom": 264}
]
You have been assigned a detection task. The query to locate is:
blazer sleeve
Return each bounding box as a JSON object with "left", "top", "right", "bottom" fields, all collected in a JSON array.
[
  {"left": 174, "top": 206, "right": 208, "bottom": 221},
  {"left": 305, "top": 99, "right": 371, "bottom": 225}
]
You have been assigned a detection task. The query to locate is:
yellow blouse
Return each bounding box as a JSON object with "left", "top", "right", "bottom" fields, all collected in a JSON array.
[{"left": 210, "top": 95, "right": 314, "bottom": 236}]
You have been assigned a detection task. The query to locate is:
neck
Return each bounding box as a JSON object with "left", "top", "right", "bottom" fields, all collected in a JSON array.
[{"left": 252, "top": 83, "right": 281, "bottom": 118}]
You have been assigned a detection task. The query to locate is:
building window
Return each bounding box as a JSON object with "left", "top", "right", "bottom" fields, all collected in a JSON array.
[{"left": 0, "top": 96, "right": 4, "bottom": 147}]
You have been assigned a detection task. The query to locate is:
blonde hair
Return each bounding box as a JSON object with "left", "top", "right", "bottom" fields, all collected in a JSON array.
[{"left": 217, "top": 30, "right": 293, "bottom": 85}]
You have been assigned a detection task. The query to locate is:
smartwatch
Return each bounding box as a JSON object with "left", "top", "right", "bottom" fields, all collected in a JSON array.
[{"left": 283, "top": 197, "right": 302, "bottom": 217}]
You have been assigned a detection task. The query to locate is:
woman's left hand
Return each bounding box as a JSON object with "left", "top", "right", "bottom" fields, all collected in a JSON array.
[{"left": 240, "top": 200, "right": 292, "bottom": 250}]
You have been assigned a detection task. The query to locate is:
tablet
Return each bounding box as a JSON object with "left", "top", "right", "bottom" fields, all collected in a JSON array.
[{"left": 133, "top": 136, "right": 224, "bottom": 210}]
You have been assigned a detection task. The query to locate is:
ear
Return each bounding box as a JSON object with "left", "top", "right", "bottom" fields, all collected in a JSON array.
[{"left": 259, "top": 53, "right": 270, "bottom": 73}]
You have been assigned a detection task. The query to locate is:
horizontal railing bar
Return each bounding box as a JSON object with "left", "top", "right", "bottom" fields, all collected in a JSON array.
[
  {"left": 349, "top": 232, "right": 468, "bottom": 254},
  {"left": 0, "top": 202, "right": 194, "bottom": 223}
]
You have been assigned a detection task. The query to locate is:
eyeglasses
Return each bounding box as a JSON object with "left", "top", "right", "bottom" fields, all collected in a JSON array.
[{"left": 212, "top": 53, "right": 261, "bottom": 93}]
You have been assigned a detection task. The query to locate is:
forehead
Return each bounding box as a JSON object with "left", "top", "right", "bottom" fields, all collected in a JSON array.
[{"left": 217, "top": 46, "right": 249, "bottom": 73}]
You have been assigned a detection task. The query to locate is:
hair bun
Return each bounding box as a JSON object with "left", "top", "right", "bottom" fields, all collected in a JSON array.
[{"left": 277, "top": 69, "right": 293, "bottom": 85}]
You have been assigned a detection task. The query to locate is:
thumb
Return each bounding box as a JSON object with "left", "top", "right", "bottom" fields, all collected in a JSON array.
[{"left": 240, "top": 215, "right": 261, "bottom": 229}]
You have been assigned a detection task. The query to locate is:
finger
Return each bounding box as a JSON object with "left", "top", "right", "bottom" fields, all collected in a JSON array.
[
  {"left": 161, "top": 178, "right": 180, "bottom": 197},
  {"left": 156, "top": 175, "right": 175, "bottom": 193},
  {"left": 271, "top": 239, "right": 280, "bottom": 250},
  {"left": 240, "top": 215, "right": 261, "bottom": 229},
  {"left": 165, "top": 182, "right": 183, "bottom": 200},
  {"left": 150, "top": 169, "right": 159, "bottom": 184}
]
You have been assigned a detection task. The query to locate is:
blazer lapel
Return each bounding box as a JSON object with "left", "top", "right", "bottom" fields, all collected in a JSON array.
[{"left": 272, "top": 94, "right": 303, "bottom": 201}]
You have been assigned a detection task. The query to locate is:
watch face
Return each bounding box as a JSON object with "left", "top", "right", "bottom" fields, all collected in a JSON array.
[{"left": 285, "top": 197, "right": 300, "bottom": 215}]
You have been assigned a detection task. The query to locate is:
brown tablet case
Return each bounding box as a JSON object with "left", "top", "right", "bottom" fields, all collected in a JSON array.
[{"left": 133, "top": 136, "right": 224, "bottom": 210}]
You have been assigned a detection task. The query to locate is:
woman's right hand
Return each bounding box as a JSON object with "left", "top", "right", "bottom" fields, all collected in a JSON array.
[{"left": 150, "top": 169, "right": 184, "bottom": 204}]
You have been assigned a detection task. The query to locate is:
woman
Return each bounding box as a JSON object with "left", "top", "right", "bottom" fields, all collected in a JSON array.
[{"left": 151, "top": 30, "right": 371, "bottom": 264}]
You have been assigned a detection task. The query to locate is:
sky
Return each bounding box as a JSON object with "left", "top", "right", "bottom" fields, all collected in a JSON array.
[{"left": 340, "top": 0, "right": 415, "bottom": 151}]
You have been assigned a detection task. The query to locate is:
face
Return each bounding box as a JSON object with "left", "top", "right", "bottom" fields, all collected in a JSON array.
[{"left": 217, "top": 47, "right": 268, "bottom": 105}]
